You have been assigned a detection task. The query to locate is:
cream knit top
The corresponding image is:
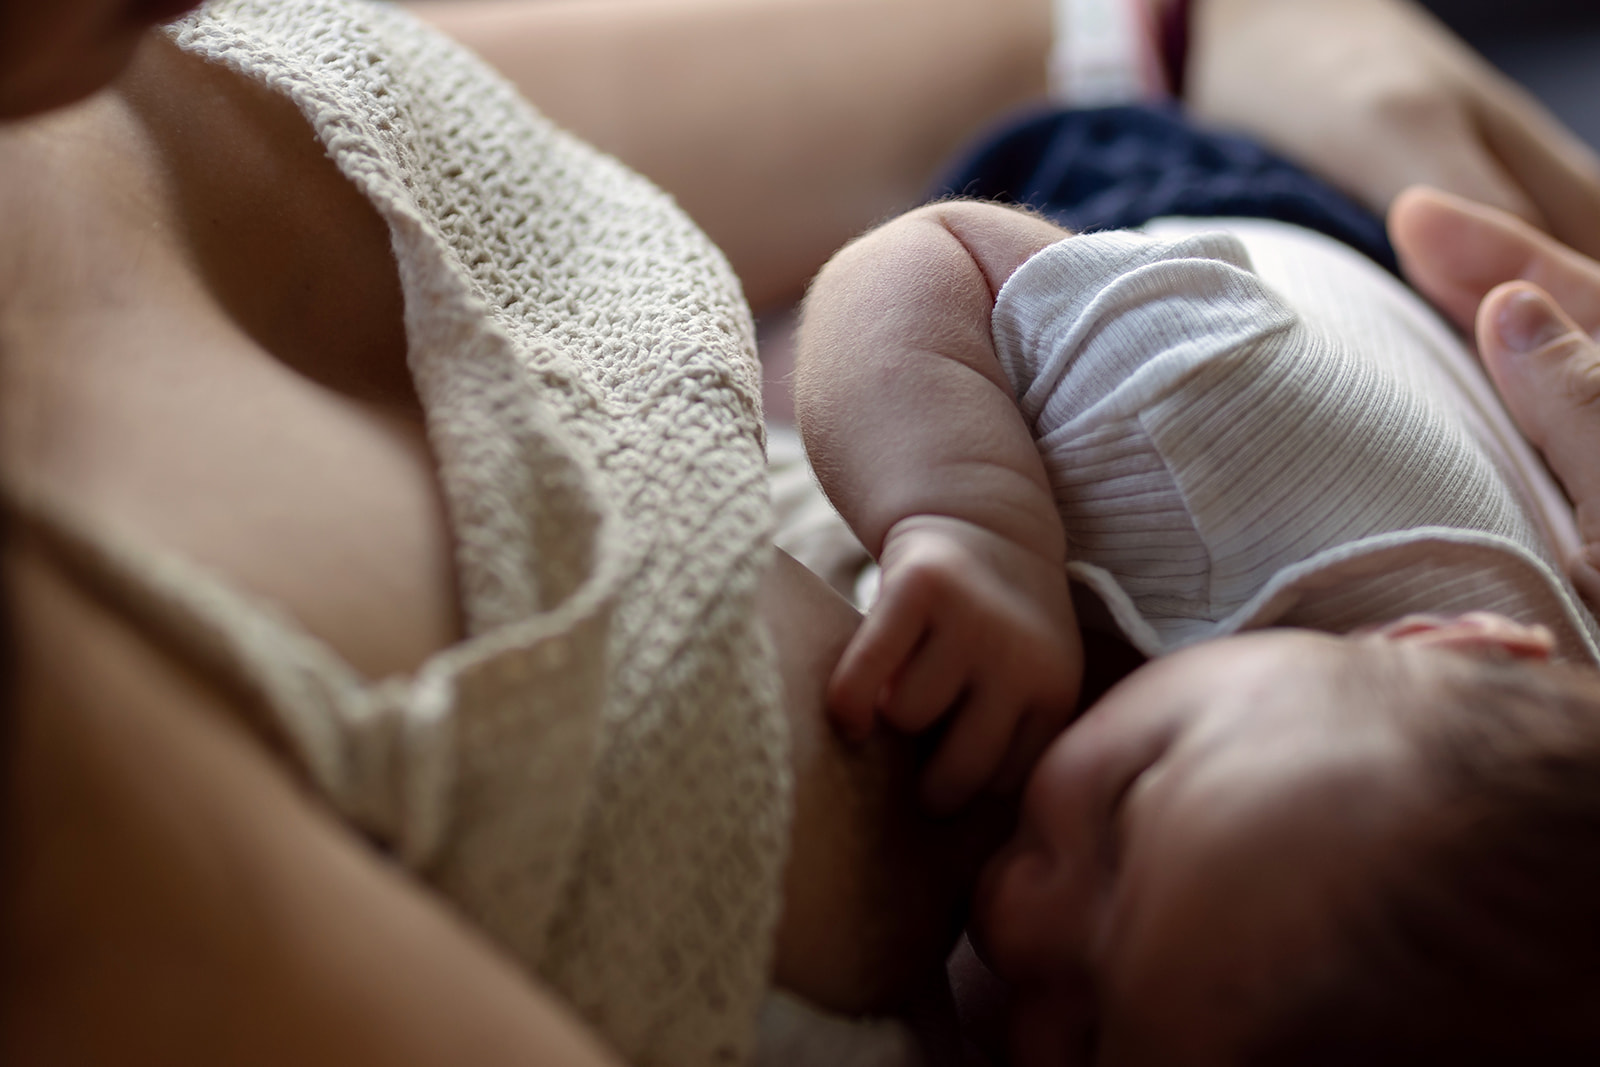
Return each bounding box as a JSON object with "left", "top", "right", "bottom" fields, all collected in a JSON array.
[
  {"left": 992, "top": 219, "right": 1600, "bottom": 663},
  {"left": 12, "top": 2, "right": 791, "bottom": 1063}
]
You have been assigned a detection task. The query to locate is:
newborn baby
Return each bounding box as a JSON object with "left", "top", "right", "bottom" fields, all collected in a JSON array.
[{"left": 793, "top": 200, "right": 1600, "bottom": 1062}]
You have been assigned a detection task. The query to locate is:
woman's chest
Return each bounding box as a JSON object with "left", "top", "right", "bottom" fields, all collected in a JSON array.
[{"left": 0, "top": 41, "right": 462, "bottom": 680}]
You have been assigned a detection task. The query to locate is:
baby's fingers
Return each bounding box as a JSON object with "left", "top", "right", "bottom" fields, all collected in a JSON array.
[
  {"left": 920, "top": 685, "right": 1017, "bottom": 816},
  {"left": 991, "top": 702, "right": 1076, "bottom": 796},
  {"left": 878, "top": 622, "right": 972, "bottom": 735},
  {"left": 828, "top": 599, "right": 926, "bottom": 740}
]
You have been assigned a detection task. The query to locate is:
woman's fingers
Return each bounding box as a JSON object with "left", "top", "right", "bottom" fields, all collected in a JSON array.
[
  {"left": 1391, "top": 185, "right": 1542, "bottom": 329},
  {"left": 1476, "top": 282, "right": 1600, "bottom": 582},
  {"left": 1392, "top": 185, "right": 1600, "bottom": 335},
  {"left": 1392, "top": 184, "right": 1600, "bottom": 605}
]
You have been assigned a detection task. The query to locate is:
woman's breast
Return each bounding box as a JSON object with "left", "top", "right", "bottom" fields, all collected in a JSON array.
[
  {"left": 3, "top": 264, "right": 460, "bottom": 681},
  {"left": 0, "top": 40, "right": 462, "bottom": 681},
  {"left": 7, "top": 305, "right": 461, "bottom": 681},
  {"left": 760, "top": 548, "right": 1019, "bottom": 1011}
]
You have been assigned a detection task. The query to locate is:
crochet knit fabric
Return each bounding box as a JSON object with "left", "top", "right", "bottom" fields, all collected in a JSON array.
[{"left": 153, "top": 2, "right": 792, "bottom": 1062}]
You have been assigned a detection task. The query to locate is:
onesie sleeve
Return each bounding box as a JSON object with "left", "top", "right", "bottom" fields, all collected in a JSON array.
[
  {"left": 990, "top": 229, "right": 1296, "bottom": 435},
  {"left": 987, "top": 230, "right": 1305, "bottom": 650}
]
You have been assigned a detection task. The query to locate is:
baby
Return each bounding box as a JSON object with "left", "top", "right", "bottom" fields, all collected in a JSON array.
[{"left": 793, "top": 200, "right": 1600, "bottom": 1062}]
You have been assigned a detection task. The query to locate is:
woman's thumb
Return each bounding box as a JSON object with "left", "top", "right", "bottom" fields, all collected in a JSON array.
[
  {"left": 1476, "top": 283, "right": 1599, "bottom": 453},
  {"left": 1490, "top": 284, "right": 1581, "bottom": 358},
  {"left": 1477, "top": 282, "right": 1600, "bottom": 586}
]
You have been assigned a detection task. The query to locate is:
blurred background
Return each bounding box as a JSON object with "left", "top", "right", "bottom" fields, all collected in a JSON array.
[{"left": 1422, "top": 0, "right": 1600, "bottom": 150}]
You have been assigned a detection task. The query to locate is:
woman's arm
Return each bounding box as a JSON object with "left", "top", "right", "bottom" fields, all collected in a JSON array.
[
  {"left": 404, "top": 0, "right": 1051, "bottom": 311},
  {"left": 411, "top": 0, "right": 1600, "bottom": 308},
  {"left": 0, "top": 529, "right": 623, "bottom": 1067},
  {"left": 1189, "top": 0, "right": 1600, "bottom": 259}
]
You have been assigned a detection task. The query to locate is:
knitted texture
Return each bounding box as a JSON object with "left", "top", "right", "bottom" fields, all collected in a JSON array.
[
  {"left": 991, "top": 221, "right": 1600, "bottom": 662},
  {"left": 154, "top": 3, "right": 792, "bottom": 1063}
]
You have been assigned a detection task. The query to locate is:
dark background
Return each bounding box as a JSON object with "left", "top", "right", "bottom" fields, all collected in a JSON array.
[
  {"left": 1421, "top": 0, "right": 1600, "bottom": 149},
  {"left": 1421, "top": 0, "right": 1600, "bottom": 35}
]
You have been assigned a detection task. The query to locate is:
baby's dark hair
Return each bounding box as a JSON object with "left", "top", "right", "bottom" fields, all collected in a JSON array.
[{"left": 1248, "top": 651, "right": 1600, "bottom": 1065}]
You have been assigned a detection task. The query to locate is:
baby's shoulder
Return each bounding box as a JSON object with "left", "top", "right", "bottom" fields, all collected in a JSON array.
[{"left": 993, "top": 226, "right": 1305, "bottom": 435}]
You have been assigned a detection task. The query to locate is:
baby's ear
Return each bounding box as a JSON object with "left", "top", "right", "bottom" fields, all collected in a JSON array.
[{"left": 1366, "top": 612, "right": 1555, "bottom": 663}]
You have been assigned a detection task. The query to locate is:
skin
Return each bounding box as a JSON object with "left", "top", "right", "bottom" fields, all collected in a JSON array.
[
  {"left": 0, "top": 3, "right": 1008, "bottom": 1063},
  {"left": 6, "top": 2, "right": 1600, "bottom": 1064},
  {"left": 4, "top": 22, "right": 650, "bottom": 1065},
  {"left": 411, "top": 0, "right": 1600, "bottom": 309},
  {"left": 3, "top": 510, "right": 632, "bottom": 1067},
  {"left": 1391, "top": 185, "right": 1600, "bottom": 609},
  {"left": 794, "top": 191, "right": 1581, "bottom": 1061},
  {"left": 973, "top": 618, "right": 1554, "bottom": 1067},
  {"left": 796, "top": 201, "right": 1082, "bottom": 814},
  {"left": 0, "top": 0, "right": 171, "bottom": 119},
  {"left": 406, "top": 0, "right": 1052, "bottom": 312},
  {"left": 1190, "top": 0, "right": 1600, "bottom": 261}
]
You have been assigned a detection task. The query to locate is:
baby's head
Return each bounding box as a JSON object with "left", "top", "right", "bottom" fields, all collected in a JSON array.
[{"left": 974, "top": 616, "right": 1600, "bottom": 1065}]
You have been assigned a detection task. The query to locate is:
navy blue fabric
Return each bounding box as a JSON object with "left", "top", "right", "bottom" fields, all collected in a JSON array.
[{"left": 934, "top": 104, "right": 1399, "bottom": 274}]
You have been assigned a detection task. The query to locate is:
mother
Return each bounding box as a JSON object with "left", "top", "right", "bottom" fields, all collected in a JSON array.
[{"left": 1, "top": 2, "right": 1597, "bottom": 1066}]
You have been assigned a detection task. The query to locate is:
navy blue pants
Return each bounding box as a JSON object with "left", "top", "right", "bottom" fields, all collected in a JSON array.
[{"left": 933, "top": 104, "right": 1398, "bottom": 275}]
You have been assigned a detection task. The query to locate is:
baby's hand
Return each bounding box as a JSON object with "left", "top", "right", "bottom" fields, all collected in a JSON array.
[{"left": 829, "top": 515, "right": 1083, "bottom": 814}]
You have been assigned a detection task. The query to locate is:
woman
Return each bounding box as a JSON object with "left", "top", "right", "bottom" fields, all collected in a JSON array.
[
  {"left": 1394, "top": 186, "right": 1600, "bottom": 612},
  {"left": 1, "top": 2, "right": 1597, "bottom": 1066}
]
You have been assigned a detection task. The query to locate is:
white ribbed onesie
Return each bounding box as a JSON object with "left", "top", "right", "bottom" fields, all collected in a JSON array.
[{"left": 990, "top": 219, "right": 1600, "bottom": 664}]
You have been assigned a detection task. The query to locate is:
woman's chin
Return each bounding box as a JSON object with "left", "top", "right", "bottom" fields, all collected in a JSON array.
[
  {"left": 0, "top": 73, "right": 113, "bottom": 121},
  {"left": 0, "top": 0, "right": 201, "bottom": 122}
]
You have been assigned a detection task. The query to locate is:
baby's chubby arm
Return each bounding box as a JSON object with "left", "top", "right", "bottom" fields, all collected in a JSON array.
[{"left": 794, "top": 201, "right": 1082, "bottom": 813}]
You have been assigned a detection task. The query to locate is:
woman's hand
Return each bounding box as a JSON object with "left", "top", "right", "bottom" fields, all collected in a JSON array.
[
  {"left": 829, "top": 515, "right": 1083, "bottom": 815},
  {"left": 1188, "top": 0, "right": 1600, "bottom": 260},
  {"left": 1392, "top": 185, "right": 1600, "bottom": 605}
]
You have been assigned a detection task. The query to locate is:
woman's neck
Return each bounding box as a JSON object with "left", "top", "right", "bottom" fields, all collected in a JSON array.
[
  {"left": 0, "top": 34, "right": 413, "bottom": 412},
  {"left": 0, "top": 76, "right": 179, "bottom": 333}
]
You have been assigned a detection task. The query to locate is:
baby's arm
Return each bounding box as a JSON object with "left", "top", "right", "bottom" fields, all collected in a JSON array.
[{"left": 794, "top": 201, "right": 1082, "bottom": 813}]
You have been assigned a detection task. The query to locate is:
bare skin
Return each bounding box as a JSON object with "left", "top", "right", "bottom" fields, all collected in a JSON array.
[
  {"left": 406, "top": 0, "right": 1052, "bottom": 311},
  {"left": 1, "top": 514, "right": 631, "bottom": 1067},
  {"left": 1190, "top": 0, "right": 1600, "bottom": 260},
  {"left": 9, "top": 2, "right": 1600, "bottom": 1063},
  {"left": 1392, "top": 185, "right": 1600, "bottom": 610},
  {"left": 971, "top": 619, "right": 1554, "bottom": 1066},
  {"left": 0, "top": 33, "right": 1007, "bottom": 1063},
  {"left": 410, "top": 0, "right": 1600, "bottom": 309},
  {"left": 795, "top": 201, "right": 1083, "bottom": 813}
]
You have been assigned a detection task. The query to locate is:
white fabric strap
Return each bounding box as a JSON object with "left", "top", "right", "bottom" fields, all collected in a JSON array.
[{"left": 1050, "top": 0, "right": 1165, "bottom": 106}]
